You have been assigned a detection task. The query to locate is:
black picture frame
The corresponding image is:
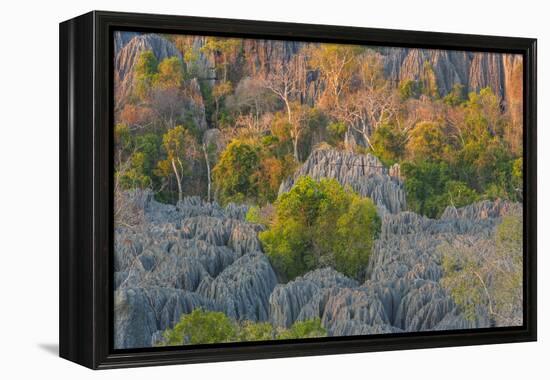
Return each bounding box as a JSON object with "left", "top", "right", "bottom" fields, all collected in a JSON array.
[{"left": 59, "top": 10, "right": 537, "bottom": 369}]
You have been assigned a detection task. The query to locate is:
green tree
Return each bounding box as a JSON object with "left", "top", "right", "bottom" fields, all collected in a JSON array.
[
  {"left": 402, "top": 161, "right": 451, "bottom": 218},
  {"left": 370, "top": 123, "right": 406, "bottom": 165},
  {"left": 443, "top": 83, "right": 466, "bottom": 106},
  {"left": 157, "top": 310, "right": 327, "bottom": 346},
  {"left": 212, "top": 140, "right": 260, "bottom": 205},
  {"left": 114, "top": 124, "right": 159, "bottom": 191},
  {"left": 161, "top": 308, "right": 237, "bottom": 345},
  {"left": 201, "top": 37, "right": 241, "bottom": 82},
  {"left": 153, "top": 56, "right": 184, "bottom": 90},
  {"left": 398, "top": 79, "right": 423, "bottom": 100},
  {"left": 259, "top": 176, "right": 380, "bottom": 281},
  {"left": 117, "top": 152, "right": 152, "bottom": 189},
  {"left": 212, "top": 81, "right": 233, "bottom": 122},
  {"left": 277, "top": 318, "right": 326, "bottom": 340},
  {"left": 440, "top": 180, "right": 479, "bottom": 211},
  {"left": 134, "top": 133, "right": 161, "bottom": 181},
  {"left": 407, "top": 122, "right": 448, "bottom": 162},
  {"left": 156, "top": 126, "right": 198, "bottom": 202},
  {"left": 422, "top": 61, "right": 439, "bottom": 98},
  {"left": 333, "top": 196, "right": 381, "bottom": 279},
  {"left": 238, "top": 321, "right": 276, "bottom": 342},
  {"left": 441, "top": 214, "right": 523, "bottom": 325},
  {"left": 134, "top": 50, "right": 158, "bottom": 100}
]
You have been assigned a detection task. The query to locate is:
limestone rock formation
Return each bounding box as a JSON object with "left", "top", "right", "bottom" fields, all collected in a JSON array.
[
  {"left": 279, "top": 148, "right": 407, "bottom": 214},
  {"left": 114, "top": 32, "right": 182, "bottom": 107},
  {"left": 269, "top": 268, "right": 358, "bottom": 328},
  {"left": 197, "top": 252, "right": 277, "bottom": 321},
  {"left": 269, "top": 199, "right": 520, "bottom": 337},
  {"left": 114, "top": 287, "right": 216, "bottom": 349},
  {"left": 380, "top": 47, "right": 522, "bottom": 113},
  {"left": 114, "top": 190, "right": 276, "bottom": 349}
]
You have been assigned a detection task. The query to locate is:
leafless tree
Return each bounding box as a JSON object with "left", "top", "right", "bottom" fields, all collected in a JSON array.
[{"left": 262, "top": 56, "right": 308, "bottom": 160}]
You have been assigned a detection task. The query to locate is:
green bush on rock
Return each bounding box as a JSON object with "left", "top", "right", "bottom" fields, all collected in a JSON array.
[
  {"left": 259, "top": 176, "right": 380, "bottom": 281},
  {"left": 157, "top": 308, "right": 327, "bottom": 346}
]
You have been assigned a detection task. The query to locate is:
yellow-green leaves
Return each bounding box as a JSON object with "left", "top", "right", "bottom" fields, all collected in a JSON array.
[{"left": 259, "top": 176, "right": 380, "bottom": 281}]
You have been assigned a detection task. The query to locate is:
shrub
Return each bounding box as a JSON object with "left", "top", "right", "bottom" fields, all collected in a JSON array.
[
  {"left": 277, "top": 318, "right": 326, "bottom": 340},
  {"left": 158, "top": 309, "right": 327, "bottom": 346},
  {"left": 259, "top": 176, "right": 380, "bottom": 281},
  {"left": 212, "top": 140, "right": 260, "bottom": 205},
  {"left": 370, "top": 123, "right": 406, "bottom": 165},
  {"left": 161, "top": 308, "right": 236, "bottom": 345},
  {"left": 440, "top": 215, "right": 523, "bottom": 325}
]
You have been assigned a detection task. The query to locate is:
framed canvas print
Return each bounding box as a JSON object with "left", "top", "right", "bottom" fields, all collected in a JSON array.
[{"left": 59, "top": 11, "right": 537, "bottom": 369}]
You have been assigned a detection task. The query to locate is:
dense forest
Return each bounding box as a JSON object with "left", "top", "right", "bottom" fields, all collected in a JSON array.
[
  {"left": 113, "top": 32, "right": 523, "bottom": 348},
  {"left": 114, "top": 33, "right": 523, "bottom": 217}
]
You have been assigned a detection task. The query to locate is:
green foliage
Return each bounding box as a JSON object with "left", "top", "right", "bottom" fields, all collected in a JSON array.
[
  {"left": 441, "top": 180, "right": 479, "bottom": 209},
  {"left": 402, "top": 161, "right": 451, "bottom": 218},
  {"left": 276, "top": 318, "right": 326, "bottom": 340},
  {"left": 134, "top": 50, "right": 158, "bottom": 100},
  {"left": 441, "top": 214, "right": 523, "bottom": 324},
  {"left": 245, "top": 204, "right": 275, "bottom": 226},
  {"left": 114, "top": 123, "right": 132, "bottom": 149},
  {"left": 117, "top": 152, "right": 153, "bottom": 189},
  {"left": 422, "top": 61, "right": 439, "bottom": 98},
  {"left": 398, "top": 79, "right": 423, "bottom": 100},
  {"left": 245, "top": 206, "right": 263, "bottom": 224},
  {"left": 161, "top": 308, "right": 236, "bottom": 345},
  {"left": 403, "top": 157, "right": 481, "bottom": 218},
  {"left": 213, "top": 138, "right": 296, "bottom": 205},
  {"left": 407, "top": 122, "right": 448, "bottom": 162},
  {"left": 134, "top": 133, "right": 161, "bottom": 178},
  {"left": 158, "top": 126, "right": 194, "bottom": 171},
  {"left": 114, "top": 125, "right": 161, "bottom": 190},
  {"left": 238, "top": 321, "right": 276, "bottom": 342},
  {"left": 156, "top": 125, "right": 197, "bottom": 201},
  {"left": 370, "top": 124, "right": 406, "bottom": 165},
  {"left": 511, "top": 157, "right": 523, "bottom": 200},
  {"left": 332, "top": 196, "right": 381, "bottom": 279},
  {"left": 200, "top": 37, "right": 241, "bottom": 81},
  {"left": 327, "top": 122, "right": 347, "bottom": 146},
  {"left": 213, "top": 140, "right": 260, "bottom": 205},
  {"left": 397, "top": 86, "right": 521, "bottom": 217},
  {"left": 153, "top": 56, "right": 184, "bottom": 89},
  {"left": 259, "top": 176, "right": 380, "bottom": 281},
  {"left": 158, "top": 309, "right": 327, "bottom": 346},
  {"left": 443, "top": 83, "right": 466, "bottom": 106},
  {"left": 117, "top": 37, "right": 521, "bottom": 220}
]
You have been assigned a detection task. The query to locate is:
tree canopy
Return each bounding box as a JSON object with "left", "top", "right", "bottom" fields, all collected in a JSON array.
[
  {"left": 258, "top": 176, "right": 380, "bottom": 281},
  {"left": 158, "top": 308, "right": 326, "bottom": 346}
]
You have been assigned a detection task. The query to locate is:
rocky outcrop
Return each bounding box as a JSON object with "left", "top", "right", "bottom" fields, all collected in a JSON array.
[
  {"left": 269, "top": 268, "right": 358, "bottom": 328},
  {"left": 114, "top": 33, "right": 182, "bottom": 107},
  {"left": 268, "top": 193, "right": 521, "bottom": 337},
  {"left": 502, "top": 54, "right": 523, "bottom": 126},
  {"left": 440, "top": 198, "right": 522, "bottom": 220},
  {"left": 270, "top": 148, "right": 521, "bottom": 337},
  {"left": 198, "top": 252, "right": 277, "bottom": 321},
  {"left": 380, "top": 47, "right": 522, "bottom": 112},
  {"left": 279, "top": 148, "right": 407, "bottom": 214},
  {"left": 113, "top": 32, "right": 209, "bottom": 139},
  {"left": 114, "top": 190, "right": 276, "bottom": 349},
  {"left": 114, "top": 31, "right": 140, "bottom": 52},
  {"left": 115, "top": 187, "right": 522, "bottom": 347},
  {"left": 114, "top": 287, "right": 216, "bottom": 349}
]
